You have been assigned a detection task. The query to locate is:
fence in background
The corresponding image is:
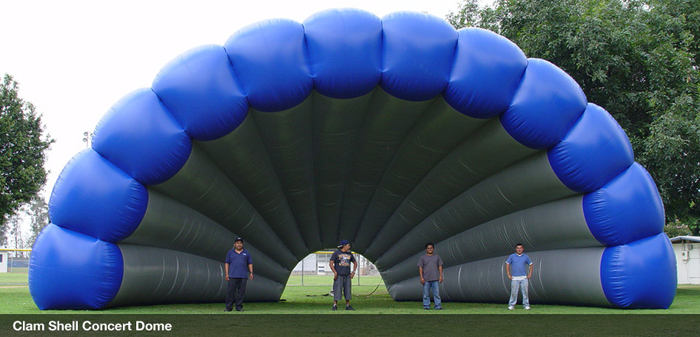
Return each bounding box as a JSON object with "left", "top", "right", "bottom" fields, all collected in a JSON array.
[
  {"left": 0, "top": 249, "right": 31, "bottom": 273},
  {"left": 288, "top": 251, "right": 382, "bottom": 286}
]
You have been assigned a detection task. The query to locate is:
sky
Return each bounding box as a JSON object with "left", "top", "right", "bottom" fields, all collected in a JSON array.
[{"left": 0, "top": 0, "right": 489, "bottom": 244}]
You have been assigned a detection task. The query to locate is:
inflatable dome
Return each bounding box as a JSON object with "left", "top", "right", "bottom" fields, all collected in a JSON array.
[{"left": 29, "top": 9, "right": 676, "bottom": 310}]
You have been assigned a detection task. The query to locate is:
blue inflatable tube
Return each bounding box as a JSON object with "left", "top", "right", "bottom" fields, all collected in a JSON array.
[
  {"left": 29, "top": 224, "right": 123, "bottom": 310},
  {"left": 30, "top": 8, "right": 675, "bottom": 310}
]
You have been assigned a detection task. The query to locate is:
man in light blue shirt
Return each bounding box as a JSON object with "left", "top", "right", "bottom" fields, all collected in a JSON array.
[{"left": 505, "top": 243, "right": 533, "bottom": 310}]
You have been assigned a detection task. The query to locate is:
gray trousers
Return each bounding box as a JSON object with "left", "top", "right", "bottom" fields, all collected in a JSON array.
[{"left": 333, "top": 275, "right": 352, "bottom": 301}]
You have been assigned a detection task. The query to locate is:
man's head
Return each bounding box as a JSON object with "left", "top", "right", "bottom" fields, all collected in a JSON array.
[
  {"left": 515, "top": 243, "right": 524, "bottom": 254},
  {"left": 338, "top": 240, "right": 351, "bottom": 252},
  {"left": 425, "top": 242, "right": 434, "bottom": 254},
  {"left": 234, "top": 237, "right": 244, "bottom": 250}
]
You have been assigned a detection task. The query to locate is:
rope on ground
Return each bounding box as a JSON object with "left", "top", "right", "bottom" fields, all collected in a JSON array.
[{"left": 359, "top": 282, "right": 383, "bottom": 297}]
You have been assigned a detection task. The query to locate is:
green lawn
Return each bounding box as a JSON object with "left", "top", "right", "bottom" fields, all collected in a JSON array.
[
  {"left": 2, "top": 273, "right": 699, "bottom": 314},
  {"left": 0, "top": 271, "right": 30, "bottom": 285}
]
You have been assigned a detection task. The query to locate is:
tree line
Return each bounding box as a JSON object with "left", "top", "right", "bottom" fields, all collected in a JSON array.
[
  {"left": 1, "top": 75, "right": 51, "bottom": 252},
  {"left": 448, "top": 0, "right": 699, "bottom": 236}
]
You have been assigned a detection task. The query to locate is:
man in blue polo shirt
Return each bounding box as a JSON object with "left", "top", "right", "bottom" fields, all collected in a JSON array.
[
  {"left": 224, "top": 237, "right": 253, "bottom": 312},
  {"left": 505, "top": 243, "right": 533, "bottom": 310}
]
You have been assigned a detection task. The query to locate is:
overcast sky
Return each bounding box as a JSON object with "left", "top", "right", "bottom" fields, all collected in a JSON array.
[{"left": 0, "top": 0, "right": 488, "bottom": 225}]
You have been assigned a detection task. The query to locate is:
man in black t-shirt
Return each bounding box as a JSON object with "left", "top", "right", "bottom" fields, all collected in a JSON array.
[{"left": 330, "top": 240, "right": 357, "bottom": 311}]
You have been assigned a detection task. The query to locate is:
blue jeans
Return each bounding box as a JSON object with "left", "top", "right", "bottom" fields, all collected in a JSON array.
[
  {"left": 508, "top": 278, "right": 529, "bottom": 307},
  {"left": 422, "top": 281, "right": 441, "bottom": 308}
]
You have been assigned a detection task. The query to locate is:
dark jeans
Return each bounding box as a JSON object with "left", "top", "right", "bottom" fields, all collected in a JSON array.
[{"left": 226, "top": 278, "right": 247, "bottom": 310}]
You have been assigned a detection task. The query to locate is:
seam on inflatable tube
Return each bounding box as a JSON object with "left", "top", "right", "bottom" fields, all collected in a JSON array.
[
  {"left": 582, "top": 163, "right": 664, "bottom": 246},
  {"left": 499, "top": 59, "right": 587, "bottom": 150},
  {"left": 150, "top": 45, "right": 250, "bottom": 141},
  {"left": 302, "top": 23, "right": 324, "bottom": 249},
  {"left": 342, "top": 19, "right": 387, "bottom": 245},
  {"left": 443, "top": 27, "right": 460, "bottom": 97},
  {"left": 546, "top": 105, "right": 634, "bottom": 195},
  {"left": 222, "top": 46, "right": 251, "bottom": 98},
  {"left": 301, "top": 24, "right": 316, "bottom": 82}
]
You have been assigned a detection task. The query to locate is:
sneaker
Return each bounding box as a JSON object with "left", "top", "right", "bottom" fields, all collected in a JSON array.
[
  {"left": 508, "top": 306, "right": 514, "bottom": 310},
  {"left": 331, "top": 304, "right": 337, "bottom": 311},
  {"left": 434, "top": 307, "right": 443, "bottom": 310},
  {"left": 524, "top": 306, "right": 531, "bottom": 310},
  {"left": 224, "top": 309, "right": 232, "bottom": 312},
  {"left": 235, "top": 308, "right": 244, "bottom": 312},
  {"left": 345, "top": 305, "right": 355, "bottom": 311},
  {"left": 424, "top": 307, "right": 430, "bottom": 310}
]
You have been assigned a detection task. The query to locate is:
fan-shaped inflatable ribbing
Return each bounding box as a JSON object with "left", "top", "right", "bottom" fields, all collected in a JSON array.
[{"left": 30, "top": 9, "right": 675, "bottom": 310}]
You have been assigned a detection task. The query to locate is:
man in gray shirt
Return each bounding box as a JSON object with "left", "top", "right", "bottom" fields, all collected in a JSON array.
[{"left": 417, "top": 242, "right": 443, "bottom": 310}]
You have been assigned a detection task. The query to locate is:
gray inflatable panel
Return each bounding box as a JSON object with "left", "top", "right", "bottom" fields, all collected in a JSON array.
[
  {"left": 198, "top": 115, "right": 309, "bottom": 257},
  {"left": 110, "top": 245, "right": 283, "bottom": 307},
  {"left": 122, "top": 189, "right": 290, "bottom": 284},
  {"left": 351, "top": 98, "right": 487, "bottom": 251},
  {"left": 373, "top": 152, "right": 575, "bottom": 268},
  {"left": 388, "top": 248, "right": 608, "bottom": 306},
  {"left": 152, "top": 144, "right": 298, "bottom": 269},
  {"left": 313, "top": 92, "right": 375, "bottom": 248},
  {"left": 337, "top": 89, "right": 435, "bottom": 248},
  {"left": 380, "top": 195, "right": 599, "bottom": 284},
  {"left": 360, "top": 119, "right": 537, "bottom": 259},
  {"left": 252, "top": 95, "right": 322, "bottom": 252}
]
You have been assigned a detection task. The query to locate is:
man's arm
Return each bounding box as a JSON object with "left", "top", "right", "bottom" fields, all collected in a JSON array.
[
  {"left": 247, "top": 254, "right": 254, "bottom": 280},
  {"left": 506, "top": 263, "right": 512, "bottom": 280},
  {"left": 329, "top": 257, "right": 338, "bottom": 280},
  {"left": 438, "top": 265, "right": 444, "bottom": 283},
  {"left": 224, "top": 263, "right": 230, "bottom": 281},
  {"left": 350, "top": 260, "right": 358, "bottom": 279},
  {"left": 527, "top": 264, "right": 533, "bottom": 279},
  {"left": 418, "top": 266, "right": 425, "bottom": 284}
]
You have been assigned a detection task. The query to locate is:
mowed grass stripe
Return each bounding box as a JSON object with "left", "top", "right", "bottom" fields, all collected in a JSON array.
[{"left": 2, "top": 273, "right": 698, "bottom": 314}]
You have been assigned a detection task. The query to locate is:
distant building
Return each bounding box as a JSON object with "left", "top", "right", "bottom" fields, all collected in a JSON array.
[
  {"left": 670, "top": 236, "right": 700, "bottom": 285},
  {"left": 0, "top": 252, "right": 7, "bottom": 273}
]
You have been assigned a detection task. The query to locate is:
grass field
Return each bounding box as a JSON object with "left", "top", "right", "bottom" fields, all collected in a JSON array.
[{"left": 2, "top": 272, "right": 699, "bottom": 314}]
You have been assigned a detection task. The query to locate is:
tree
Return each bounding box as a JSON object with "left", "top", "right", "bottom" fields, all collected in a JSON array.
[
  {"left": 5, "top": 213, "right": 25, "bottom": 257},
  {"left": 447, "top": 0, "right": 699, "bottom": 233},
  {"left": 0, "top": 74, "right": 53, "bottom": 229},
  {"left": 26, "top": 194, "right": 49, "bottom": 248},
  {"left": 0, "top": 223, "right": 6, "bottom": 247}
]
